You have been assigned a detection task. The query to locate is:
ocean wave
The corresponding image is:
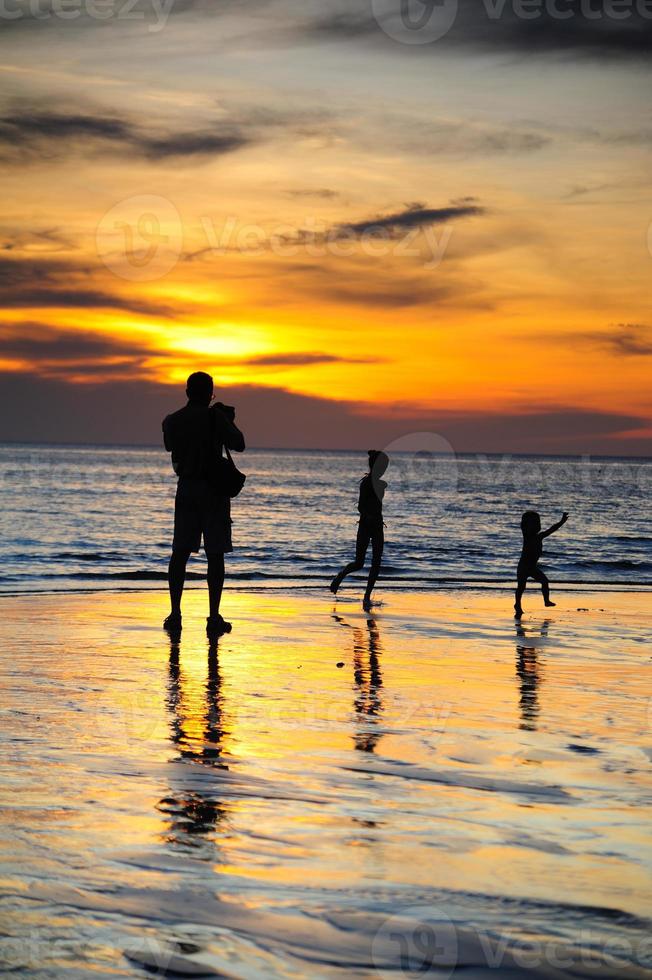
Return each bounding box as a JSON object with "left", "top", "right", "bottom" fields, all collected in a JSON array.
[
  {"left": 1, "top": 570, "right": 651, "bottom": 591},
  {"left": 343, "top": 759, "right": 571, "bottom": 800},
  {"left": 575, "top": 559, "right": 652, "bottom": 571}
]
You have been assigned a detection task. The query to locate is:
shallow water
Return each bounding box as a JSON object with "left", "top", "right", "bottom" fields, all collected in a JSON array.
[
  {"left": 0, "top": 444, "right": 651, "bottom": 592},
  {"left": 1, "top": 589, "right": 650, "bottom": 977}
]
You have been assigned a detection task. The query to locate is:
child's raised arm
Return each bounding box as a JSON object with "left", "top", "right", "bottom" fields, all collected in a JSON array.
[{"left": 540, "top": 512, "right": 569, "bottom": 539}]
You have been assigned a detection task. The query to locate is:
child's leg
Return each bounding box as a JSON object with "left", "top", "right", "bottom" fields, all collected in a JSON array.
[
  {"left": 363, "top": 527, "right": 384, "bottom": 606},
  {"left": 514, "top": 571, "right": 527, "bottom": 616},
  {"left": 330, "top": 525, "right": 369, "bottom": 594},
  {"left": 532, "top": 567, "right": 554, "bottom": 606}
]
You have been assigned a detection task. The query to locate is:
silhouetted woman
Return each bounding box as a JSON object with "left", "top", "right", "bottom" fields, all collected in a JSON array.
[{"left": 330, "top": 450, "right": 389, "bottom": 610}]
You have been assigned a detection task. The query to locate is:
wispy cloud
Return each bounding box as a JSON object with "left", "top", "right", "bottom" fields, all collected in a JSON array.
[
  {"left": 286, "top": 188, "right": 340, "bottom": 200},
  {"left": 606, "top": 324, "right": 652, "bottom": 356},
  {"left": 0, "top": 257, "right": 175, "bottom": 317},
  {"left": 556, "top": 323, "right": 652, "bottom": 357},
  {"left": 242, "top": 351, "right": 384, "bottom": 366},
  {"left": 0, "top": 109, "right": 251, "bottom": 164},
  {"left": 334, "top": 202, "right": 485, "bottom": 238},
  {"left": 0, "top": 320, "right": 386, "bottom": 380},
  {"left": 297, "top": 0, "right": 652, "bottom": 59}
]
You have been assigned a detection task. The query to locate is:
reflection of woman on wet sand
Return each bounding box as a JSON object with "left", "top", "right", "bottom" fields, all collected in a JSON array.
[
  {"left": 333, "top": 614, "right": 384, "bottom": 753},
  {"left": 330, "top": 451, "right": 389, "bottom": 611}
]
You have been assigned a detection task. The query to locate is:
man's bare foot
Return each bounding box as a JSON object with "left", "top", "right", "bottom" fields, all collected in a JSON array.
[
  {"left": 514, "top": 605, "right": 523, "bottom": 618},
  {"left": 163, "top": 613, "right": 182, "bottom": 632},
  {"left": 206, "top": 615, "right": 232, "bottom": 637},
  {"left": 329, "top": 576, "right": 340, "bottom": 595},
  {"left": 544, "top": 600, "right": 556, "bottom": 607}
]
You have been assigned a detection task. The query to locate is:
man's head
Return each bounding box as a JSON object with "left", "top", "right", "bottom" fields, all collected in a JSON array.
[{"left": 186, "top": 371, "right": 213, "bottom": 407}]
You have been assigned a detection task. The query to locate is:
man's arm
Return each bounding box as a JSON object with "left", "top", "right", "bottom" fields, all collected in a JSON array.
[
  {"left": 213, "top": 406, "right": 246, "bottom": 452},
  {"left": 540, "top": 512, "right": 569, "bottom": 539},
  {"left": 162, "top": 416, "right": 172, "bottom": 452}
]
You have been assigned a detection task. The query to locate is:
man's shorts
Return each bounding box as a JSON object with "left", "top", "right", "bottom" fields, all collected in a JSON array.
[{"left": 173, "top": 477, "right": 232, "bottom": 554}]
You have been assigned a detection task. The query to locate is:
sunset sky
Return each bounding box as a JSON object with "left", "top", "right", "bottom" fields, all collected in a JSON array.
[{"left": 1, "top": 0, "right": 651, "bottom": 453}]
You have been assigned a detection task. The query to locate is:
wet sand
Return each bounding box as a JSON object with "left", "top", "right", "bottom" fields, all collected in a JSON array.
[{"left": 1, "top": 588, "right": 651, "bottom": 978}]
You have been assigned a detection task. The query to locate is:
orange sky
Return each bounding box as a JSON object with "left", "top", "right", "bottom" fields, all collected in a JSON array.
[{"left": 0, "top": 2, "right": 651, "bottom": 452}]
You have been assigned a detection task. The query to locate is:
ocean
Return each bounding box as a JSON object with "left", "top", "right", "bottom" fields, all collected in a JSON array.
[{"left": 0, "top": 443, "right": 650, "bottom": 593}]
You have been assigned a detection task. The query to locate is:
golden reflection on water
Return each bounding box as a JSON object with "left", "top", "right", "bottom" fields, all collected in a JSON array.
[{"left": 1, "top": 587, "right": 652, "bottom": 978}]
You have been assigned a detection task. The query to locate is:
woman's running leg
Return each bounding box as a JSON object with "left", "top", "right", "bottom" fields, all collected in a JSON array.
[{"left": 330, "top": 524, "right": 370, "bottom": 594}]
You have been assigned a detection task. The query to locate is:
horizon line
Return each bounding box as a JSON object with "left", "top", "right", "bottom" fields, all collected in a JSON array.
[{"left": 0, "top": 439, "right": 650, "bottom": 462}]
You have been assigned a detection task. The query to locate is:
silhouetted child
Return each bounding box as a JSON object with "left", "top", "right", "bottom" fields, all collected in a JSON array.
[
  {"left": 515, "top": 510, "right": 569, "bottom": 618},
  {"left": 330, "top": 450, "right": 389, "bottom": 610}
]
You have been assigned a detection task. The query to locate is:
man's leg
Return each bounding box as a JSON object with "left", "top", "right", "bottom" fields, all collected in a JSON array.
[
  {"left": 168, "top": 549, "right": 191, "bottom": 619},
  {"left": 207, "top": 552, "right": 225, "bottom": 619}
]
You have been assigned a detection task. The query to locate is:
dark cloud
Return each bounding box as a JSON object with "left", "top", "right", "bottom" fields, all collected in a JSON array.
[
  {"left": 137, "top": 131, "right": 249, "bottom": 161},
  {"left": 1, "top": 111, "right": 131, "bottom": 141},
  {"left": 181, "top": 202, "right": 487, "bottom": 297},
  {"left": 209, "top": 201, "right": 485, "bottom": 261},
  {"left": 335, "top": 202, "right": 485, "bottom": 238},
  {"left": 2, "top": 0, "right": 650, "bottom": 59},
  {"left": 0, "top": 227, "right": 75, "bottom": 253},
  {"left": 0, "top": 371, "right": 648, "bottom": 455},
  {"left": 2, "top": 288, "right": 174, "bottom": 316},
  {"left": 324, "top": 280, "right": 456, "bottom": 309},
  {"left": 0, "top": 256, "right": 80, "bottom": 286},
  {"left": 275, "top": 202, "right": 486, "bottom": 252},
  {"left": 301, "top": 0, "right": 652, "bottom": 59},
  {"left": 0, "top": 322, "right": 384, "bottom": 378},
  {"left": 553, "top": 323, "right": 652, "bottom": 356},
  {"left": 268, "top": 255, "right": 492, "bottom": 310},
  {"left": 0, "top": 322, "right": 152, "bottom": 362},
  {"left": 0, "top": 257, "right": 175, "bottom": 317},
  {"left": 286, "top": 188, "right": 340, "bottom": 199},
  {"left": 242, "top": 351, "right": 384, "bottom": 366},
  {"left": 391, "top": 119, "right": 550, "bottom": 156},
  {"left": 608, "top": 324, "right": 652, "bottom": 356},
  {"left": 0, "top": 109, "right": 251, "bottom": 164}
]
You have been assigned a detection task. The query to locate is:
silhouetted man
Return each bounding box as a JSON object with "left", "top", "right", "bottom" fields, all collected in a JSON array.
[{"left": 162, "top": 371, "right": 245, "bottom": 636}]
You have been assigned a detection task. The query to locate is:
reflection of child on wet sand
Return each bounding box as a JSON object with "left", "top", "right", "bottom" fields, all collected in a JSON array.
[
  {"left": 330, "top": 450, "right": 388, "bottom": 611},
  {"left": 515, "top": 511, "right": 568, "bottom": 618}
]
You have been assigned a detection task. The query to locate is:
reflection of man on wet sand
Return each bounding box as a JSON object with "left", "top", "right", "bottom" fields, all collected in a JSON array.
[{"left": 159, "top": 633, "right": 230, "bottom": 850}]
